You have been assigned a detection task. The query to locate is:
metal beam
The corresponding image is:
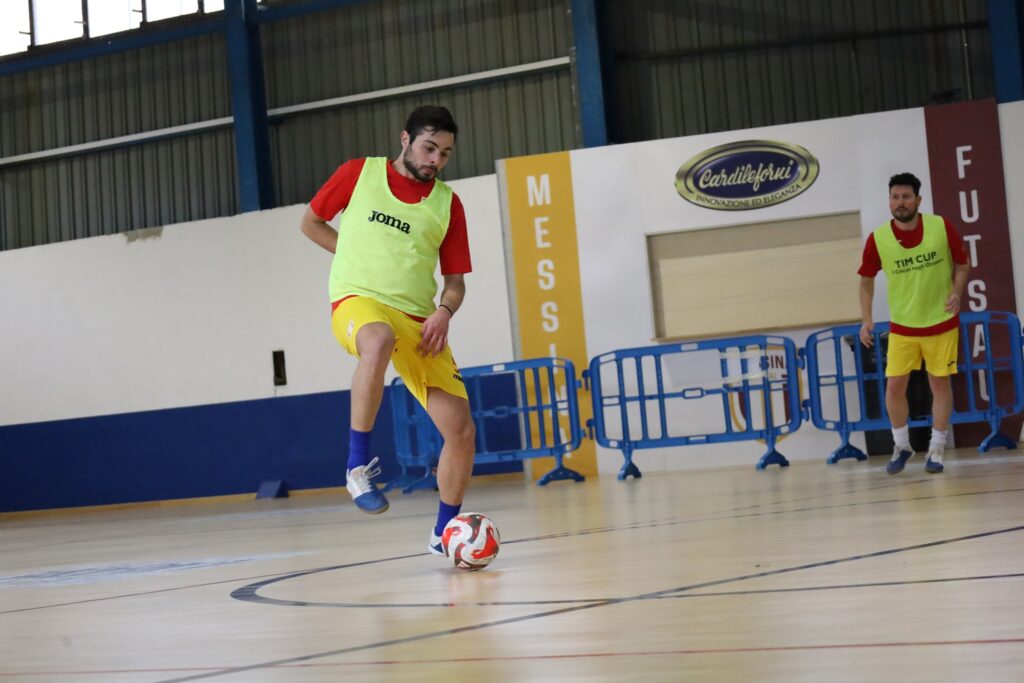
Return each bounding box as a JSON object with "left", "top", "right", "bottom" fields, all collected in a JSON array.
[
  {"left": 0, "top": 118, "right": 234, "bottom": 168},
  {"left": 0, "top": 0, "right": 392, "bottom": 78},
  {"left": 225, "top": 0, "right": 274, "bottom": 211},
  {"left": 619, "top": 22, "right": 988, "bottom": 61},
  {"left": 988, "top": 0, "right": 1024, "bottom": 102},
  {"left": 569, "top": 0, "right": 608, "bottom": 148},
  {"left": 0, "top": 57, "right": 568, "bottom": 167},
  {"left": 268, "top": 57, "right": 569, "bottom": 118},
  {"left": 27, "top": 0, "right": 37, "bottom": 48},
  {"left": 0, "top": 16, "right": 226, "bottom": 78},
  {"left": 80, "top": 0, "right": 90, "bottom": 39}
]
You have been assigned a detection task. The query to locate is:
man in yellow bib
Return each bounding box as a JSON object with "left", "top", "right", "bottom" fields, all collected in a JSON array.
[
  {"left": 300, "top": 106, "right": 475, "bottom": 554},
  {"left": 858, "top": 172, "right": 970, "bottom": 475}
]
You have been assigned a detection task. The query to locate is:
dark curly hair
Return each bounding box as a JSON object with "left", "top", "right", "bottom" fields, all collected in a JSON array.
[
  {"left": 888, "top": 172, "right": 921, "bottom": 196},
  {"left": 404, "top": 106, "right": 458, "bottom": 142}
]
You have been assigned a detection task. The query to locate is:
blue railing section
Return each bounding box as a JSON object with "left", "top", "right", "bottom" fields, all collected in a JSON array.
[
  {"left": 804, "top": 311, "right": 1024, "bottom": 463},
  {"left": 386, "top": 357, "right": 587, "bottom": 492},
  {"left": 584, "top": 336, "right": 803, "bottom": 478},
  {"left": 386, "top": 312, "right": 1023, "bottom": 484}
]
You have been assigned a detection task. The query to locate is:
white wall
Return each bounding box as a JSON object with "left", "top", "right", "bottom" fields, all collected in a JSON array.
[
  {"left": 565, "top": 105, "right": 1011, "bottom": 473},
  {"left": 1001, "top": 101, "right": 1024, "bottom": 320},
  {"left": 0, "top": 174, "right": 510, "bottom": 426},
  {"left": 570, "top": 108, "right": 933, "bottom": 364}
]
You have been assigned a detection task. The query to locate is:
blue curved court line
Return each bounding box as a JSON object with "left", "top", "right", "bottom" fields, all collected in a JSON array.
[{"left": 164, "top": 523, "right": 1024, "bottom": 682}]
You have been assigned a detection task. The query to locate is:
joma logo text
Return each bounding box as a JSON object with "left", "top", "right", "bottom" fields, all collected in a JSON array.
[{"left": 369, "top": 210, "right": 412, "bottom": 234}]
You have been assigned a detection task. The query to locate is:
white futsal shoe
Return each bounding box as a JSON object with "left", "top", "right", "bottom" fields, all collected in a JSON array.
[
  {"left": 428, "top": 529, "right": 446, "bottom": 556},
  {"left": 924, "top": 449, "right": 944, "bottom": 474},
  {"left": 345, "top": 457, "right": 389, "bottom": 514}
]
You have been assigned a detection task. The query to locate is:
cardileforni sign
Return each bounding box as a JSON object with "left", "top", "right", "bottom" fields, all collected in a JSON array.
[{"left": 675, "top": 140, "right": 820, "bottom": 210}]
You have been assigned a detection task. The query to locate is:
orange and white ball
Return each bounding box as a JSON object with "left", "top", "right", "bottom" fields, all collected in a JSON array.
[{"left": 441, "top": 513, "right": 500, "bottom": 570}]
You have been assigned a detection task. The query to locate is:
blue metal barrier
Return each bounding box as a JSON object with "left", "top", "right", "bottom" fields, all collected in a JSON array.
[
  {"left": 585, "top": 336, "right": 803, "bottom": 478},
  {"left": 804, "top": 311, "right": 1024, "bottom": 464},
  {"left": 386, "top": 357, "right": 587, "bottom": 492}
]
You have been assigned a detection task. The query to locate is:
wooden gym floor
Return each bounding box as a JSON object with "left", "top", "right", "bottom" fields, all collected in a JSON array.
[{"left": 2, "top": 448, "right": 1024, "bottom": 682}]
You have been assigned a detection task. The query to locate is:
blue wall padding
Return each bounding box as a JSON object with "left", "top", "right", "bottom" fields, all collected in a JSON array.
[
  {"left": 0, "top": 389, "right": 394, "bottom": 513},
  {"left": 0, "top": 380, "right": 523, "bottom": 513}
]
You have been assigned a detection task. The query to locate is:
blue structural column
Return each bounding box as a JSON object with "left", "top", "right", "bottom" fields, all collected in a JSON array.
[
  {"left": 226, "top": 0, "right": 275, "bottom": 211},
  {"left": 570, "top": 0, "right": 609, "bottom": 147},
  {"left": 988, "top": 0, "right": 1024, "bottom": 102}
]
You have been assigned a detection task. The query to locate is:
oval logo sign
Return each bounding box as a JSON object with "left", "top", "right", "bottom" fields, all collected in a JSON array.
[{"left": 675, "top": 140, "right": 820, "bottom": 210}]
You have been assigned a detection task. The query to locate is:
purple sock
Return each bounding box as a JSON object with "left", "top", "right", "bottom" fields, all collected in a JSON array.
[
  {"left": 434, "top": 500, "right": 462, "bottom": 537},
  {"left": 347, "top": 429, "right": 371, "bottom": 471}
]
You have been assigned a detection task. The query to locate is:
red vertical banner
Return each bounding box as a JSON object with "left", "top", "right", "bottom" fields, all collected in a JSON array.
[{"left": 924, "top": 99, "right": 1020, "bottom": 447}]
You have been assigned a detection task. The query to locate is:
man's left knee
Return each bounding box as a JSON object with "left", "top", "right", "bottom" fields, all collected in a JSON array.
[{"left": 453, "top": 418, "right": 476, "bottom": 451}]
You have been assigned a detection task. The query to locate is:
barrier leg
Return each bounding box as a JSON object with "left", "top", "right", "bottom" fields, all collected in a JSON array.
[
  {"left": 974, "top": 428, "right": 1015, "bottom": 454},
  {"left": 756, "top": 448, "right": 789, "bottom": 469},
  {"left": 401, "top": 469, "right": 439, "bottom": 494},
  {"left": 827, "top": 426, "right": 868, "bottom": 464},
  {"left": 385, "top": 474, "right": 420, "bottom": 492},
  {"left": 618, "top": 444, "right": 642, "bottom": 480},
  {"left": 537, "top": 453, "right": 586, "bottom": 486},
  {"left": 970, "top": 409, "right": 1019, "bottom": 450},
  {"left": 756, "top": 431, "right": 789, "bottom": 470},
  {"left": 383, "top": 463, "right": 416, "bottom": 492}
]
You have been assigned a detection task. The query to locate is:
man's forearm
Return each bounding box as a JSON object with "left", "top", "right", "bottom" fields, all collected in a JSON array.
[
  {"left": 859, "top": 278, "right": 874, "bottom": 323},
  {"left": 439, "top": 281, "right": 466, "bottom": 314},
  {"left": 300, "top": 213, "right": 339, "bottom": 254},
  {"left": 952, "top": 263, "right": 970, "bottom": 298}
]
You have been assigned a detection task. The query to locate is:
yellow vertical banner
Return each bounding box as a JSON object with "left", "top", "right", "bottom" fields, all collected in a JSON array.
[{"left": 502, "top": 152, "right": 598, "bottom": 479}]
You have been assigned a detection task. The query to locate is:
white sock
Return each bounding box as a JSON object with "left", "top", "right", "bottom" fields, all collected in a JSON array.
[
  {"left": 892, "top": 425, "right": 910, "bottom": 451},
  {"left": 929, "top": 429, "right": 948, "bottom": 453}
]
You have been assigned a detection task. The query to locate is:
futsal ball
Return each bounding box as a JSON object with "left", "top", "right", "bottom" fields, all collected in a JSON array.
[{"left": 441, "top": 513, "right": 500, "bottom": 570}]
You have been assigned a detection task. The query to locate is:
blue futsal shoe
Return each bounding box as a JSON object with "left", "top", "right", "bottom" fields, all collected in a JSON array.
[
  {"left": 345, "top": 457, "right": 389, "bottom": 514},
  {"left": 886, "top": 447, "right": 914, "bottom": 475},
  {"left": 924, "top": 449, "right": 944, "bottom": 474}
]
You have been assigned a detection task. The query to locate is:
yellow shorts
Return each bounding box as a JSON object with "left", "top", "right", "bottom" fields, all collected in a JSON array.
[
  {"left": 330, "top": 296, "right": 467, "bottom": 408},
  {"left": 885, "top": 328, "right": 959, "bottom": 377}
]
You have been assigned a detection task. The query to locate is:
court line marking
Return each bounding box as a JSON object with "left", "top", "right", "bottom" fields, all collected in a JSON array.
[
  {"left": 587, "top": 483, "right": 1024, "bottom": 542},
  {"left": 4, "top": 483, "right": 1021, "bottom": 615},
  {"left": 158, "top": 523, "right": 1024, "bottom": 682},
  {"left": 0, "top": 553, "right": 314, "bottom": 589},
  {"left": 224, "top": 571, "right": 1024, "bottom": 608},
  {"left": 665, "top": 571, "right": 1024, "bottom": 599},
  {"left": 0, "top": 475, "right": 921, "bottom": 610},
  {"left": 4, "top": 455, "right": 1006, "bottom": 553},
  {"left": 3, "top": 637, "right": 1023, "bottom": 677},
  {"left": 0, "top": 555, "right": 423, "bottom": 616},
  {"left": 229, "top": 485, "right": 1024, "bottom": 609}
]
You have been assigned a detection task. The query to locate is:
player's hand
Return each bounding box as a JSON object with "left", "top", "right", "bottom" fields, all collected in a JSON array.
[
  {"left": 418, "top": 307, "right": 452, "bottom": 357},
  {"left": 859, "top": 322, "right": 874, "bottom": 347},
  {"left": 945, "top": 292, "right": 961, "bottom": 314}
]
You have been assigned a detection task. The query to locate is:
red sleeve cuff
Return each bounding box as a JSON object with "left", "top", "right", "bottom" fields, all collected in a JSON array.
[
  {"left": 440, "top": 193, "right": 472, "bottom": 274},
  {"left": 858, "top": 233, "right": 881, "bottom": 277}
]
